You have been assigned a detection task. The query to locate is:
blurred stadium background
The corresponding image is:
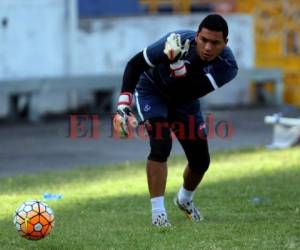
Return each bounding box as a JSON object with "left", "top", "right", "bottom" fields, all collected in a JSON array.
[
  {"left": 0, "top": 0, "right": 299, "bottom": 175},
  {"left": 1, "top": 0, "right": 300, "bottom": 119}
]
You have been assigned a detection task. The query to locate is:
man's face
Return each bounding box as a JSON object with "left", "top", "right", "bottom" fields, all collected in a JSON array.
[{"left": 195, "top": 28, "right": 228, "bottom": 61}]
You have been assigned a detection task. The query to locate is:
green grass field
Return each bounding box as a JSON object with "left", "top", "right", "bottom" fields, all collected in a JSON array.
[{"left": 0, "top": 147, "right": 299, "bottom": 250}]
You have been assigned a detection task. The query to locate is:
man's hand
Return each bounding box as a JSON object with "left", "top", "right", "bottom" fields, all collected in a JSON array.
[
  {"left": 163, "top": 33, "right": 190, "bottom": 62},
  {"left": 113, "top": 93, "right": 138, "bottom": 138}
]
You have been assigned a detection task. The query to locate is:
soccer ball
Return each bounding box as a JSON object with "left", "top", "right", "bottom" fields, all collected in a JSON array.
[{"left": 13, "top": 200, "right": 55, "bottom": 240}]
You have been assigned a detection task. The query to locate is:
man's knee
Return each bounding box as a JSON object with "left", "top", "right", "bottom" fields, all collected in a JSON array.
[
  {"left": 182, "top": 139, "right": 210, "bottom": 175},
  {"left": 188, "top": 152, "right": 210, "bottom": 175},
  {"left": 148, "top": 138, "right": 172, "bottom": 162},
  {"left": 146, "top": 118, "right": 172, "bottom": 162}
]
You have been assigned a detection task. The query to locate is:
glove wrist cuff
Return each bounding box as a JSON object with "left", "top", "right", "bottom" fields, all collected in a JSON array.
[
  {"left": 117, "top": 92, "right": 133, "bottom": 107},
  {"left": 170, "top": 60, "right": 186, "bottom": 78}
]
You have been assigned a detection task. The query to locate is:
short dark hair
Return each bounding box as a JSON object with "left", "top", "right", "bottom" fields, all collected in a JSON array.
[{"left": 198, "top": 14, "right": 228, "bottom": 40}]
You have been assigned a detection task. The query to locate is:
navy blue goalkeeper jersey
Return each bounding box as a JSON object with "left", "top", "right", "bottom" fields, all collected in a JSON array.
[{"left": 138, "top": 30, "right": 238, "bottom": 103}]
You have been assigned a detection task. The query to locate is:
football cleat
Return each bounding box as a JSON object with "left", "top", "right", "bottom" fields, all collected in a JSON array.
[
  {"left": 152, "top": 213, "right": 171, "bottom": 227},
  {"left": 174, "top": 196, "right": 203, "bottom": 222}
]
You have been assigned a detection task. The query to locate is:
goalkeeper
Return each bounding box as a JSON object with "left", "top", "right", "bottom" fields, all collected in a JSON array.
[{"left": 113, "top": 14, "right": 238, "bottom": 227}]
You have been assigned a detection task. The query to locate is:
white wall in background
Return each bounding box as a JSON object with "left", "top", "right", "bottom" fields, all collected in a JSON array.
[
  {"left": 0, "top": 0, "right": 254, "bottom": 117},
  {"left": 0, "top": 0, "right": 77, "bottom": 117},
  {"left": 0, "top": 1, "right": 253, "bottom": 79},
  {"left": 0, "top": 0, "right": 68, "bottom": 79}
]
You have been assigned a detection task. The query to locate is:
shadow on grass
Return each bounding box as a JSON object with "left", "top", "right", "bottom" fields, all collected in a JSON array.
[
  {"left": 0, "top": 146, "right": 284, "bottom": 194},
  {"left": 0, "top": 160, "right": 147, "bottom": 194},
  {"left": 0, "top": 164, "right": 299, "bottom": 250}
]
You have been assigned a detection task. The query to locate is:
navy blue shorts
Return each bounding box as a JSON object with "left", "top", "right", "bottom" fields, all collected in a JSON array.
[{"left": 135, "top": 74, "right": 207, "bottom": 139}]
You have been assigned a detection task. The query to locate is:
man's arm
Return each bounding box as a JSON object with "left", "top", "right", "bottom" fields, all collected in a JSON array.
[
  {"left": 114, "top": 33, "right": 191, "bottom": 137},
  {"left": 121, "top": 51, "right": 151, "bottom": 93},
  {"left": 152, "top": 60, "right": 238, "bottom": 102},
  {"left": 113, "top": 51, "right": 150, "bottom": 138}
]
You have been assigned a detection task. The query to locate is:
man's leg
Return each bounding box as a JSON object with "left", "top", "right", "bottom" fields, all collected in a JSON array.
[
  {"left": 174, "top": 137, "right": 210, "bottom": 222},
  {"left": 178, "top": 137, "right": 210, "bottom": 194},
  {"left": 146, "top": 160, "right": 170, "bottom": 226},
  {"left": 169, "top": 101, "right": 210, "bottom": 221},
  {"left": 146, "top": 160, "right": 167, "bottom": 198},
  {"left": 146, "top": 119, "right": 172, "bottom": 226},
  {"left": 134, "top": 80, "right": 171, "bottom": 226},
  {"left": 183, "top": 164, "right": 204, "bottom": 191},
  {"left": 177, "top": 164, "right": 205, "bottom": 207}
]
